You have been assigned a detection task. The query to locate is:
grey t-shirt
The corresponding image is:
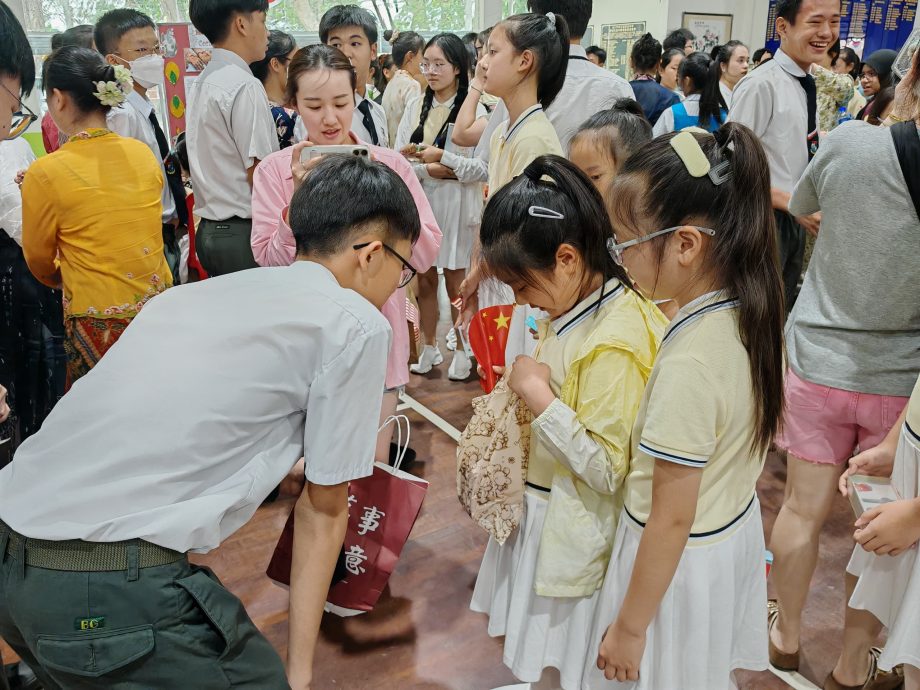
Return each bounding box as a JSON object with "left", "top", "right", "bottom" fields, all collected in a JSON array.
[{"left": 787, "top": 120, "right": 920, "bottom": 396}]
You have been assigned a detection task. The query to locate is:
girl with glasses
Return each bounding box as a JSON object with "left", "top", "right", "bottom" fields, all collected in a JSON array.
[
  {"left": 588, "top": 124, "right": 784, "bottom": 689},
  {"left": 470, "top": 154, "right": 667, "bottom": 690},
  {"left": 250, "top": 44, "right": 441, "bottom": 466},
  {"left": 396, "top": 33, "right": 487, "bottom": 381}
]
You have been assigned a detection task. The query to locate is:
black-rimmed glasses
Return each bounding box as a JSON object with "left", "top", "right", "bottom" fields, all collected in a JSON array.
[
  {"left": 353, "top": 242, "right": 417, "bottom": 288},
  {"left": 1, "top": 83, "right": 37, "bottom": 141}
]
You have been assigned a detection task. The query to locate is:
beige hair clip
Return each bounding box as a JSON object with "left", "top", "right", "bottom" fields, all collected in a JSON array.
[{"left": 670, "top": 130, "right": 732, "bottom": 186}]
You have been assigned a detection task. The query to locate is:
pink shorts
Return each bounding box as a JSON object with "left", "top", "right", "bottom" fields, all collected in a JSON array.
[{"left": 776, "top": 369, "right": 909, "bottom": 465}]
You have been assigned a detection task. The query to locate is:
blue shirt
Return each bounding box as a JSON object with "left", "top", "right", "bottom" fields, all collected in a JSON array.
[{"left": 630, "top": 78, "right": 681, "bottom": 126}]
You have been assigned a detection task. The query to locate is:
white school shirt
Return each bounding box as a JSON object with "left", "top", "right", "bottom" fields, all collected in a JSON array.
[
  {"left": 0, "top": 261, "right": 391, "bottom": 553},
  {"left": 186, "top": 48, "right": 278, "bottom": 221},
  {"left": 486, "top": 45, "right": 636, "bottom": 152},
  {"left": 653, "top": 93, "right": 701, "bottom": 136},
  {"left": 107, "top": 89, "right": 177, "bottom": 224},
  {"left": 728, "top": 48, "right": 810, "bottom": 195},
  {"left": 351, "top": 91, "right": 389, "bottom": 148}
]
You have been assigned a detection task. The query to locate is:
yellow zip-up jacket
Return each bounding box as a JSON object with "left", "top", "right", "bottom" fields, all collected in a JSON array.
[{"left": 530, "top": 286, "right": 666, "bottom": 597}]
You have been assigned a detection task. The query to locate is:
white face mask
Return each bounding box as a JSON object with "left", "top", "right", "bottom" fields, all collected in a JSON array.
[{"left": 129, "top": 54, "right": 165, "bottom": 90}]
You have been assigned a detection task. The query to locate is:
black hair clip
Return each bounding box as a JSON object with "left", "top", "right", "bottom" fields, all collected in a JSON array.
[{"left": 708, "top": 160, "right": 732, "bottom": 186}]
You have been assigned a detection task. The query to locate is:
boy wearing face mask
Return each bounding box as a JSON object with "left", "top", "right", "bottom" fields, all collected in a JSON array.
[{"left": 96, "top": 9, "right": 187, "bottom": 284}]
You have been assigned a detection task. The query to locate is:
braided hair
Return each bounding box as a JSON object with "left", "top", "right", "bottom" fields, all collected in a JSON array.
[{"left": 410, "top": 33, "right": 471, "bottom": 149}]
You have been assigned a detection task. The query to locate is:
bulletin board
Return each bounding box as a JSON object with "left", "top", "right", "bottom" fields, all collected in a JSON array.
[
  {"left": 158, "top": 23, "right": 214, "bottom": 138},
  {"left": 600, "top": 22, "right": 647, "bottom": 79}
]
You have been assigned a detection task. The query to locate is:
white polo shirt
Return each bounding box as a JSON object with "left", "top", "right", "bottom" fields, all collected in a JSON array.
[
  {"left": 0, "top": 261, "right": 391, "bottom": 553},
  {"left": 486, "top": 44, "right": 636, "bottom": 153},
  {"left": 187, "top": 48, "right": 278, "bottom": 220},
  {"left": 351, "top": 92, "right": 389, "bottom": 148},
  {"left": 107, "top": 90, "right": 177, "bottom": 224},
  {"left": 728, "top": 48, "right": 811, "bottom": 195}
]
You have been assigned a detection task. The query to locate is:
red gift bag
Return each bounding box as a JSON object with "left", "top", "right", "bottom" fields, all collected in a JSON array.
[
  {"left": 266, "top": 418, "right": 428, "bottom": 616},
  {"left": 466, "top": 305, "right": 514, "bottom": 393}
]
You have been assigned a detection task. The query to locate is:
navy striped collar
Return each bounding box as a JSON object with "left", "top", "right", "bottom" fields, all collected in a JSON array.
[
  {"left": 502, "top": 104, "right": 544, "bottom": 146},
  {"left": 662, "top": 290, "right": 739, "bottom": 346},
  {"left": 551, "top": 279, "right": 625, "bottom": 338}
]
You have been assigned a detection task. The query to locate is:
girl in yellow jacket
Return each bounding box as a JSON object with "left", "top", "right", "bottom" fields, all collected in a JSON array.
[{"left": 470, "top": 155, "right": 667, "bottom": 690}]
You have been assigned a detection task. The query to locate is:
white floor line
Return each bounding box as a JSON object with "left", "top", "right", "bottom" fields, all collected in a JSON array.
[
  {"left": 767, "top": 666, "right": 821, "bottom": 690},
  {"left": 401, "top": 394, "right": 821, "bottom": 690},
  {"left": 398, "top": 391, "right": 462, "bottom": 443}
]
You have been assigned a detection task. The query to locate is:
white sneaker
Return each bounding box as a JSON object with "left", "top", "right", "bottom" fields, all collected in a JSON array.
[
  {"left": 445, "top": 327, "right": 457, "bottom": 351},
  {"left": 447, "top": 350, "right": 472, "bottom": 381},
  {"left": 410, "top": 345, "right": 443, "bottom": 374}
]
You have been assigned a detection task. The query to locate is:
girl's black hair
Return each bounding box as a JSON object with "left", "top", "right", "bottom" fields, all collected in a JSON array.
[
  {"left": 607, "top": 124, "right": 785, "bottom": 453},
  {"left": 480, "top": 154, "right": 632, "bottom": 298},
  {"left": 660, "top": 48, "right": 685, "bottom": 73},
  {"left": 679, "top": 51, "right": 727, "bottom": 128},
  {"left": 285, "top": 44, "right": 357, "bottom": 106},
  {"left": 374, "top": 54, "right": 393, "bottom": 95},
  {"left": 249, "top": 30, "right": 296, "bottom": 83},
  {"left": 43, "top": 46, "right": 121, "bottom": 115},
  {"left": 715, "top": 40, "right": 747, "bottom": 70},
  {"left": 838, "top": 47, "right": 860, "bottom": 79},
  {"left": 865, "top": 85, "right": 896, "bottom": 125},
  {"left": 630, "top": 33, "right": 661, "bottom": 74},
  {"left": 461, "top": 31, "right": 479, "bottom": 71},
  {"left": 410, "top": 33, "right": 470, "bottom": 149},
  {"left": 571, "top": 98, "right": 652, "bottom": 169},
  {"left": 498, "top": 12, "right": 570, "bottom": 109},
  {"left": 392, "top": 31, "right": 425, "bottom": 69}
]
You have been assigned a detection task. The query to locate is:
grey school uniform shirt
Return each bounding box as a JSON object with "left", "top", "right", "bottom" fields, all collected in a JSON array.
[{"left": 786, "top": 120, "right": 920, "bottom": 396}]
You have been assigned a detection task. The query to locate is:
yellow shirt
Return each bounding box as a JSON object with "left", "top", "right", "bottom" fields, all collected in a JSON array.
[
  {"left": 527, "top": 279, "right": 668, "bottom": 596},
  {"left": 625, "top": 291, "right": 764, "bottom": 535},
  {"left": 22, "top": 131, "right": 171, "bottom": 319},
  {"left": 487, "top": 104, "right": 562, "bottom": 198}
]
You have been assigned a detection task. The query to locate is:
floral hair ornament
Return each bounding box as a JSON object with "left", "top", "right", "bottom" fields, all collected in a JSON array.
[
  {"left": 546, "top": 11, "right": 556, "bottom": 24},
  {"left": 669, "top": 130, "right": 732, "bottom": 186},
  {"left": 528, "top": 205, "right": 564, "bottom": 220},
  {"left": 93, "top": 65, "right": 133, "bottom": 107}
]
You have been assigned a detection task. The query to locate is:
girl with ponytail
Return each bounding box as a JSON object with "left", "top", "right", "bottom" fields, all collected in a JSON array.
[
  {"left": 469, "top": 155, "right": 667, "bottom": 690},
  {"left": 395, "top": 33, "right": 487, "bottom": 380},
  {"left": 589, "top": 123, "right": 783, "bottom": 688},
  {"left": 21, "top": 46, "right": 171, "bottom": 387},
  {"left": 653, "top": 52, "right": 728, "bottom": 136}
]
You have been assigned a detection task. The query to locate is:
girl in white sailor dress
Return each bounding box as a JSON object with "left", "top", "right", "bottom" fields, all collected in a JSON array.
[
  {"left": 846, "top": 373, "right": 920, "bottom": 689},
  {"left": 469, "top": 156, "right": 666, "bottom": 690},
  {"left": 586, "top": 125, "right": 784, "bottom": 689}
]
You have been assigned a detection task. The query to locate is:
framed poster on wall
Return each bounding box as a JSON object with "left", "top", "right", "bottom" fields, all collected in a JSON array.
[
  {"left": 682, "top": 13, "right": 734, "bottom": 54},
  {"left": 600, "top": 22, "right": 647, "bottom": 79}
]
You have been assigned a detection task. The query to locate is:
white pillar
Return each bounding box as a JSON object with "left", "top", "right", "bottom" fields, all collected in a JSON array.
[
  {"left": 6, "top": 0, "right": 26, "bottom": 25},
  {"left": 475, "top": 0, "right": 504, "bottom": 31}
]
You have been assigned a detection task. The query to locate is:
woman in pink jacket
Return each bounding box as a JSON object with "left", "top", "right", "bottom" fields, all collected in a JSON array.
[{"left": 252, "top": 44, "right": 441, "bottom": 462}]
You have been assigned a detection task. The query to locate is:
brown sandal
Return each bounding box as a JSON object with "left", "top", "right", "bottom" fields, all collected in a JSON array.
[
  {"left": 822, "top": 648, "right": 904, "bottom": 690},
  {"left": 767, "top": 599, "right": 800, "bottom": 672}
]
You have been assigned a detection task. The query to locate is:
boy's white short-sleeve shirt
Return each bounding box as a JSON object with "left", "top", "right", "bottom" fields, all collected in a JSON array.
[
  {"left": 0, "top": 262, "right": 391, "bottom": 554},
  {"left": 187, "top": 48, "right": 279, "bottom": 221}
]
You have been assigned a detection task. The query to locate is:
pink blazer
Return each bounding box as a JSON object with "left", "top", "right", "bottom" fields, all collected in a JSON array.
[{"left": 251, "top": 135, "right": 442, "bottom": 389}]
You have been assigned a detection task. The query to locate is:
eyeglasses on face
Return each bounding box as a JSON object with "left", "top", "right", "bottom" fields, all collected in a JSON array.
[
  {"left": 1, "top": 83, "right": 37, "bottom": 141},
  {"left": 353, "top": 242, "right": 417, "bottom": 288},
  {"left": 116, "top": 44, "right": 163, "bottom": 57},
  {"left": 420, "top": 62, "right": 450, "bottom": 75},
  {"left": 606, "top": 226, "right": 717, "bottom": 266}
]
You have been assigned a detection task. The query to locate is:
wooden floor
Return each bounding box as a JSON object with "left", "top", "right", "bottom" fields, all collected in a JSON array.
[{"left": 2, "top": 352, "right": 867, "bottom": 690}]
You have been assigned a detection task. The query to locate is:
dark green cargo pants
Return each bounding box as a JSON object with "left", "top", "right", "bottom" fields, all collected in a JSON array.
[{"left": 0, "top": 529, "right": 288, "bottom": 689}]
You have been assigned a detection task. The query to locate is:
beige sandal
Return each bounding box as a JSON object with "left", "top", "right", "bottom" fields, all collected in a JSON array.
[
  {"left": 767, "top": 599, "right": 800, "bottom": 672},
  {"left": 823, "top": 648, "right": 904, "bottom": 690}
]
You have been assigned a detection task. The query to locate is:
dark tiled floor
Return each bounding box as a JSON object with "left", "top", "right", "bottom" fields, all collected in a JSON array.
[{"left": 2, "top": 364, "right": 863, "bottom": 689}]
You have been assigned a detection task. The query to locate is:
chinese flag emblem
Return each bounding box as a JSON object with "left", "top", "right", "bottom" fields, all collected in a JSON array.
[{"left": 467, "top": 305, "right": 514, "bottom": 393}]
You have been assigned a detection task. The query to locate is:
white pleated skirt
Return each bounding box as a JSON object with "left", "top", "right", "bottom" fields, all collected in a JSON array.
[
  {"left": 848, "top": 423, "right": 920, "bottom": 671},
  {"left": 471, "top": 487, "right": 602, "bottom": 690},
  {"left": 581, "top": 498, "right": 769, "bottom": 690},
  {"left": 423, "top": 178, "right": 481, "bottom": 271}
]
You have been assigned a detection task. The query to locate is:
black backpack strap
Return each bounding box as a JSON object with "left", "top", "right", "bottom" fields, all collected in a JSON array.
[{"left": 891, "top": 120, "right": 920, "bottom": 222}]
